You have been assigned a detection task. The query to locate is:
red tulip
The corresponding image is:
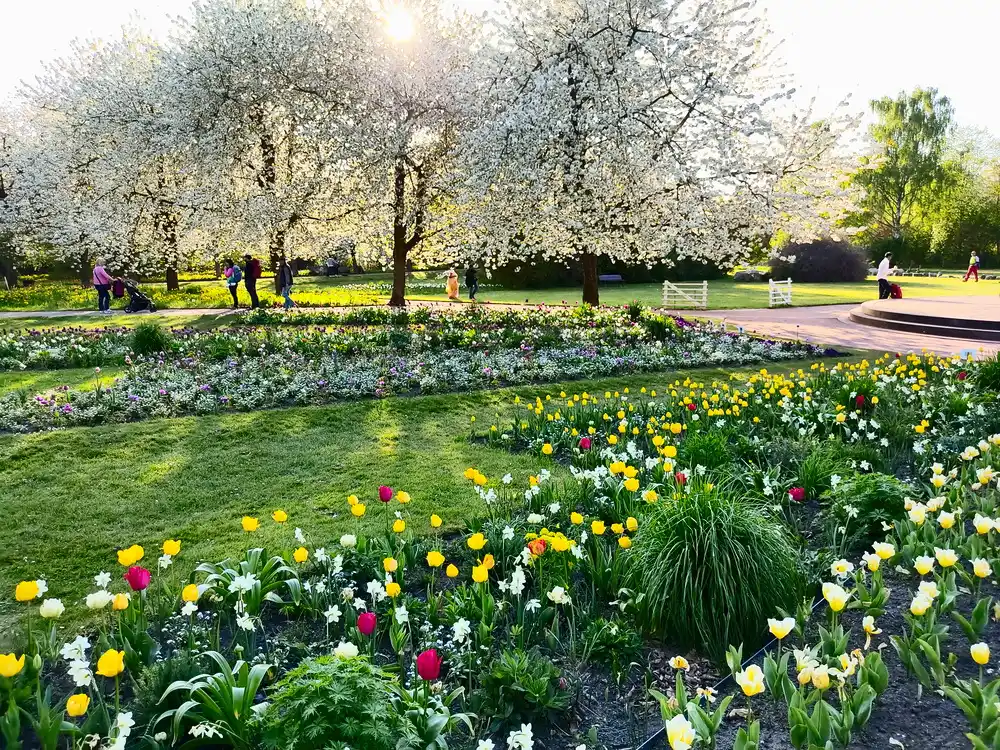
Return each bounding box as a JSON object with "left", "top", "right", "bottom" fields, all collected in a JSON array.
[
  {"left": 527, "top": 538, "right": 547, "bottom": 556},
  {"left": 674, "top": 471, "right": 687, "bottom": 485},
  {"left": 123, "top": 566, "right": 151, "bottom": 591},
  {"left": 579, "top": 437, "right": 591, "bottom": 451},
  {"left": 686, "top": 403, "right": 696, "bottom": 411},
  {"left": 358, "top": 612, "right": 377, "bottom": 636},
  {"left": 378, "top": 485, "right": 393, "bottom": 503},
  {"left": 855, "top": 394, "right": 865, "bottom": 407},
  {"left": 416, "top": 649, "right": 442, "bottom": 681},
  {"left": 788, "top": 487, "right": 806, "bottom": 503},
  {"left": 958, "top": 371, "right": 968, "bottom": 381}
]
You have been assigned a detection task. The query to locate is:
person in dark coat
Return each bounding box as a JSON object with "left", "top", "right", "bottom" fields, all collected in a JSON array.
[{"left": 465, "top": 266, "right": 479, "bottom": 301}]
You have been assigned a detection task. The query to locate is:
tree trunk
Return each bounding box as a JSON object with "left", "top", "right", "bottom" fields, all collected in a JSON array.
[
  {"left": 269, "top": 228, "right": 286, "bottom": 293},
  {"left": 165, "top": 266, "right": 179, "bottom": 291},
  {"left": 581, "top": 251, "right": 600, "bottom": 306},
  {"left": 213, "top": 259, "right": 221, "bottom": 279},
  {"left": 388, "top": 158, "right": 408, "bottom": 307},
  {"left": 0, "top": 259, "right": 17, "bottom": 289}
]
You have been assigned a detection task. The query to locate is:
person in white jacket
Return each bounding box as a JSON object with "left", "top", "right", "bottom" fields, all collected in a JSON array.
[{"left": 876, "top": 252, "right": 896, "bottom": 299}]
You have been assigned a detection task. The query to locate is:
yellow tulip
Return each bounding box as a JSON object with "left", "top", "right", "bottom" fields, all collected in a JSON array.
[
  {"left": 66, "top": 693, "right": 90, "bottom": 718},
  {"left": 972, "top": 642, "right": 991, "bottom": 665},
  {"left": 347, "top": 494, "right": 359, "bottom": 506},
  {"left": 181, "top": 584, "right": 200, "bottom": 603},
  {"left": 811, "top": 665, "right": 830, "bottom": 690},
  {"left": 626, "top": 517, "right": 638, "bottom": 532},
  {"left": 910, "top": 593, "right": 933, "bottom": 616},
  {"left": 14, "top": 580, "right": 39, "bottom": 602},
  {"left": 241, "top": 517, "right": 259, "bottom": 532},
  {"left": 570, "top": 512, "right": 584, "bottom": 525},
  {"left": 935, "top": 547, "right": 958, "bottom": 568},
  {"left": 397, "top": 491, "right": 411, "bottom": 504},
  {"left": 96, "top": 649, "right": 125, "bottom": 678},
  {"left": 872, "top": 542, "right": 895, "bottom": 560},
  {"left": 624, "top": 478, "right": 640, "bottom": 492},
  {"left": 271, "top": 510, "right": 288, "bottom": 523},
  {"left": 162, "top": 539, "right": 181, "bottom": 556},
  {"left": 0, "top": 653, "right": 25, "bottom": 678},
  {"left": 293, "top": 547, "right": 309, "bottom": 564},
  {"left": 392, "top": 519, "right": 406, "bottom": 534},
  {"left": 591, "top": 521, "right": 606, "bottom": 536},
  {"left": 472, "top": 565, "right": 489, "bottom": 583},
  {"left": 974, "top": 558, "right": 993, "bottom": 579},
  {"left": 608, "top": 435, "right": 618, "bottom": 445},
  {"left": 768, "top": 616, "right": 795, "bottom": 640},
  {"left": 385, "top": 582, "right": 401, "bottom": 598},
  {"left": 618, "top": 536, "right": 632, "bottom": 549},
  {"left": 822, "top": 582, "right": 850, "bottom": 612},
  {"left": 384, "top": 557, "right": 398, "bottom": 573},
  {"left": 467, "top": 533, "right": 486, "bottom": 551},
  {"left": 427, "top": 551, "right": 445, "bottom": 568},
  {"left": 914, "top": 556, "right": 935, "bottom": 575},
  {"left": 351, "top": 503, "right": 366, "bottom": 518},
  {"left": 482, "top": 553, "right": 496, "bottom": 570},
  {"left": 542, "top": 443, "right": 553, "bottom": 455},
  {"left": 611, "top": 523, "right": 624, "bottom": 535},
  {"left": 736, "top": 664, "right": 766, "bottom": 696},
  {"left": 430, "top": 514, "right": 442, "bottom": 528},
  {"left": 938, "top": 512, "right": 956, "bottom": 529},
  {"left": 446, "top": 564, "right": 459, "bottom": 578},
  {"left": 112, "top": 593, "right": 130, "bottom": 611}
]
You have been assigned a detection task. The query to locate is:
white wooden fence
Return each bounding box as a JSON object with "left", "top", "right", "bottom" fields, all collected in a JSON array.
[
  {"left": 768, "top": 278, "right": 793, "bottom": 307},
  {"left": 662, "top": 280, "right": 708, "bottom": 309}
]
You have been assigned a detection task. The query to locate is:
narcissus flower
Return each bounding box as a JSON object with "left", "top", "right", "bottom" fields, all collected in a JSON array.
[
  {"left": 0, "top": 653, "right": 25, "bottom": 678},
  {"left": 735, "top": 664, "right": 766, "bottom": 696},
  {"left": 241, "top": 517, "right": 259, "bottom": 532},
  {"left": 293, "top": 547, "right": 308, "bottom": 564},
  {"left": 392, "top": 519, "right": 406, "bottom": 533},
  {"left": 591, "top": 521, "right": 606, "bottom": 536},
  {"left": 162, "top": 539, "right": 182, "bottom": 555},
  {"left": 972, "top": 642, "right": 991, "bottom": 665},
  {"left": 96, "top": 649, "right": 125, "bottom": 678},
  {"left": 768, "top": 617, "right": 795, "bottom": 640},
  {"left": 446, "top": 564, "right": 459, "bottom": 578},
  {"left": 821, "top": 582, "right": 850, "bottom": 612},
  {"left": 15, "top": 580, "right": 39, "bottom": 602},
  {"left": 934, "top": 547, "right": 958, "bottom": 568},
  {"left": 467, "top": 533, "right": 486, "bottom": 551},
  {"left": 669, "top": 656, "right": 689, "bottom": 671},
  {"left": 66, "top": 693, "right": 90, "bottom": 717},
  {"left": 182, "top": 584, "right": 200, "bottom": 603},
  {"left": 427, "top": 551, "right": 445, "bottom": 568},
  {"left": 665, "top": 714, "right": 696, "bottom": 750}
]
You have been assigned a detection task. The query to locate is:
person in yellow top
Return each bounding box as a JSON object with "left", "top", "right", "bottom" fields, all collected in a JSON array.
[{"left": 445, "top": 269, "right": 460, "bottom": 300}]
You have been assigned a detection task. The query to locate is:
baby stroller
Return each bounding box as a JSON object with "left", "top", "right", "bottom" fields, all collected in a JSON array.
[
  {"left": 121, "top": 279, "right": 157, "bottom": 313},
  {"left": 889, "top": 283, "right": 903, "bottom": 299}
]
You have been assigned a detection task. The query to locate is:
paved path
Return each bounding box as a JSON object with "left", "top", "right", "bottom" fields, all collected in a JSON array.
[{"left": 677, "top": 303, "right": 999, "bottom": 357}]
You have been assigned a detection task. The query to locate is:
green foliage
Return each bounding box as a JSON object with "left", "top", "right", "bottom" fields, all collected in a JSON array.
[
  {"left": 471, "top": 648, "right": 575, "bottom": 732},
  {"left": 827, "top": 473, "right": 909, "bottom": 549},
  {"left": 130, "top": 654, "right": 205, "bottom": 737},
  {"left": 797, "top": 448, "right": 839, "bottom": 499},
  {"left": 679, "top": 430, "right": 732, "bottom": 471},
  {"left": 155, "top": 651, "right": 272, "bottom": 750},
  {"left": 579, "top": 617, "right": 642, "bottom": 680},
  {"left": 130, "top": 323, "right": 172, "bottom": 356},
  {"left": 630, "top": 486, "right": 802, "bottom": 658},
  {"left": 975, "top": 354, "right": 1000, "bottom": 393},
  {"left": 770, "top": 238, "right": 868, "bottom": 283},
  {"left": 261, "top": 655, "right": 398, "bottom": 750},
  {"left": 390, "top": 684, "right": 474, "bottom": 750}
]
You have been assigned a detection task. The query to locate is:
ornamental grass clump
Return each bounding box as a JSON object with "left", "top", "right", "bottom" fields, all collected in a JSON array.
[{"left": 630, "top": 486, "right": 801, "bottom": 659}]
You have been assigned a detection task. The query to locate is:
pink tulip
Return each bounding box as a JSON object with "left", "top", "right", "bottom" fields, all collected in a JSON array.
[
  {"left": 123, "top": 566, "right": 151, "bottom": 591},
  {"left": 579, "top": 437, "right": 591, "bottom": 451},
  {"left": 378, "top": 485, "right": 393, "bottom": 503},
  {"left": 788, "top": 487, "right": 806, "bottom": 503},
  {"left": 416, "top": 649, "right": 442, "bottom": 680},
  {"left": 358, "top": 612, "right": 377, "bottom": 636}
]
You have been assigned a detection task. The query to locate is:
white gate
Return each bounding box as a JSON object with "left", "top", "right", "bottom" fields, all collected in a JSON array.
[
  {"left": 662, "top": 280, "right": 708, "bottom": 309},
  {"left": 769, "top": 278, "right": 792, "bottom": 307}
]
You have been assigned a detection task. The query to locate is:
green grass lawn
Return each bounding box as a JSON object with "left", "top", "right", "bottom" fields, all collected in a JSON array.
[
  {"left": 0, "top": 367, "right": 124, "bottom": 395},
  {"left": 0, "top": 359, "right": 862, "bottom": 640},
  {"left": 412, "top": 275, "right": 1000, "bottom": 309}
]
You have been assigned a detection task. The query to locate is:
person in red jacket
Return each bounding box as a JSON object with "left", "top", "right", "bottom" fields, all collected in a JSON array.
[{"left": 242, "top": 254, "right": 261, "bottom": 309}]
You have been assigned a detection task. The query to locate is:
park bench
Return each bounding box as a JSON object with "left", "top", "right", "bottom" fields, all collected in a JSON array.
[{"left": 598, "top": 274, "right": 624, "bottom": 285}]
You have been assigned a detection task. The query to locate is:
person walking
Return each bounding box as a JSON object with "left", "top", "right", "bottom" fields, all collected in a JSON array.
[
  {"left": 243, "top": 254, "right": 261, "bottom": 308},
  {"left": 224, "top": 260, "right": 242, "bottom": 308},
  {"left": 278, "top": 259, "right": 295, "bottom": 310},
  {"left": 465, "top": 266, "right": 479, "bottom": 301},
  {"left": 92, "top": 258, "right": 113, "bottom": 314},
  {"left": 964, "top": 251, "right": 981, "bottom": 282},
  {"left": 445, "top": 269, "right": 460, "bottom": 300},
  {"left": 876, "top": 252, "right": 896, "bottom": 300}
]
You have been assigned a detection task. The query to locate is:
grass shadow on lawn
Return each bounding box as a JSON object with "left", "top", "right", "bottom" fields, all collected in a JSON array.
[{"left": 0, "top": 357, "right": 873, "bottom": 640}]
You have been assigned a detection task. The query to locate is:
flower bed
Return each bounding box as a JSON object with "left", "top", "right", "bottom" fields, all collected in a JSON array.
[
  {"left": 0, "top": 310, "right": 829, "bottom": 433},
  {"left": 5, "top": 353, "right": 1000, "bottom": 749}
]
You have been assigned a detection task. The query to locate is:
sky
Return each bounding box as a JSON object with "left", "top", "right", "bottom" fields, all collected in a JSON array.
[{"left": 2, "top": 0, "right": 999, "bottom": 133}]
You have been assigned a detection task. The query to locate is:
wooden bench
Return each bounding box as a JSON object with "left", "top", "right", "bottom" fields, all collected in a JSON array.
[{"left": 598, "top": 274, "right": 624, "bottom": 285}]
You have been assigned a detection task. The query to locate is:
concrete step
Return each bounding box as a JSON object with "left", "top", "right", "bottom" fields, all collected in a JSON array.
[
  {"left": 848, "top": 308, "right": 1000, "bottom": 341},
  {"left": 858, "top": 300, "right": 1000, "bottom": 331}
]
